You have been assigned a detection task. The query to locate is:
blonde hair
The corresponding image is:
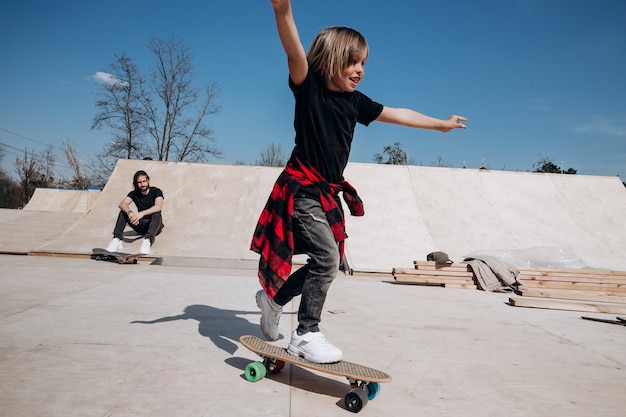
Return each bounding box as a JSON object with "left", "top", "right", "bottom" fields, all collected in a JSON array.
[{"left": 306, "top": 27, "right": 369, "bottom": 80}]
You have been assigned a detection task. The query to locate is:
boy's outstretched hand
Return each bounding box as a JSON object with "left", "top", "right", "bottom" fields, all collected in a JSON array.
[{"left": 441, "top": 115, "right": 468, "bottom": 132}]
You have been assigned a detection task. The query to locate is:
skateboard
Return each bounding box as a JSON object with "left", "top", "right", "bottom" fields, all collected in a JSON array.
[
  {"left": 239, "top": 335, "right": 391, "bottom": 413},
  {"left": 92, "top": 248, "right": 144, "bottom": 264}
]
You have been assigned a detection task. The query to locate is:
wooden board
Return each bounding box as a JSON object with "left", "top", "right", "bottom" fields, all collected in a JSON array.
[
  {"left": 516, "top": 289, "right": 626, "bottom": 304},
  {"left": 519, "top": 280, "right": 626, "bottom": 293},
  {"left": 413, "top": 261, "right": 471, "bottom": 272},
  {"left": 393, "top": 275, "right": 475, "bottom": 285},
  {"left": 518, "top": 267, "right": 626, "bottom": 278},
  {"left": 393, "top": 268, "right": 474, "bottom": 278},
  {"left": 581, "top": 316, "right": 626, "bottom": 326},
  {"left": 508, "top": 297, "right": 626, "bottom": 314},
  {"left": 394, "top": 263, "right": 477, "bottom": 289},
  {"left": 519, "top": 273, "right": 626, "bottom": 285},
  {"left": 396, "top": 264, "right": 626, "bottom": 306},
  {"left": 391, "top": 280, "right": 477, "bottom": 289}
]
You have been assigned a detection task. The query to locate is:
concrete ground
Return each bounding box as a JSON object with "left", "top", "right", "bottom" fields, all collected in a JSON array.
[
  {"left": 2, "top": 160, "right": 625, "bottom": 415},
  {"left": 1, "top": 254, "right": 625, "bottom": 417}
]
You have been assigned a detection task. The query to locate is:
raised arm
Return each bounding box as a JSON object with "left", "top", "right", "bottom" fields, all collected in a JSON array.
[
  {"left": 377, "top": 106, "right": 467, "bottom": 133},
  {"left": 270, "top": 0, "right": 308, "bottom": 85}
]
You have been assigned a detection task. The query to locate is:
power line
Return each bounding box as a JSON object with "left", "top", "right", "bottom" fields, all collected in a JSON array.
[
  {"left": 0, "top": 144, "right": 75, "bottom": 178},
  {"left": 0, "top": 135, "right": 93, "bottom": 177},
  {"left": 0, "top": 126, "right": 99, "bottom": 160},
  {"left": 0, "top": 139, "right": 72, "bottom": 168},
  {"left": 0, "top": 140, "right": 25, "bottom": 154},
  {"left": 0, "top": 127, "right": 52, "bottom": 148}
]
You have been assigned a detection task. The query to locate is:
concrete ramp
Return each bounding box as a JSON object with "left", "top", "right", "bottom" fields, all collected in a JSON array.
[
  {"left": 343, "top": 164, "right": 626, "bottom": 271},
  {"left": 10, "top": 158, "right": 626, "bottom": 272},
  {"left": 36, "top": 159, "right": 284, "bottom": 261},
  {"left": 0, "top": 209, "right": 83, "bottom": 253},
  {"left": 23, "top": 188, "right": 100, "bottom": 213}
]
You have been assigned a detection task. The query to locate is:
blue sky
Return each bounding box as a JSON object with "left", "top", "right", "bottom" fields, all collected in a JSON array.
[{"left": 1, "top": 0, "right": 625, "bottom": 181}]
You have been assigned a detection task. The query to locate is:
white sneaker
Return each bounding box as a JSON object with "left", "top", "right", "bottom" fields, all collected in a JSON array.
[
  {"left": 287, "top": 330, "right": 342, "bottom": 363},
  {"left": 106, "top": 238, "right": 123, "bottom": 253},
  {"left": 255, "top": 290, "right": 282, "bottom": 341},
  {"left": 139, "top": 239, "right": 151, "bottom": 255}
]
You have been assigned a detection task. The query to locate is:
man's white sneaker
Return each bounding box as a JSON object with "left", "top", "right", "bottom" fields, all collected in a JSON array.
[
  {"left": 255, "top": 290, "right": 282, "bottom": 341},
  {"left": 287, "top": 330, "right": 342, "bottom": 364},
  {"left": 106, "top": 238, "right": 123, "bottom": 253},
  {"left": 139, "top": 239, "right": 151, "bottom": 255}
]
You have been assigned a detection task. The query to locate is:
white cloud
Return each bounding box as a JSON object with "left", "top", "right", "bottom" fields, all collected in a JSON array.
[
  {"left": 92, "top": 71, "right": 128, "bottom": 88},
  {"left": 572, "top": 114, "right": 626, "bottom": 138}
]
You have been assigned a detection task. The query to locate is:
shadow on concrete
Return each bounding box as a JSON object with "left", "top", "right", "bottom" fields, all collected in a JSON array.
[
  {"left": 130, "top": 304, "right": 293, "bottom": 354},
  {"left": 225, "top": 356, "right": 350, "bottom": 404},
  {"left": 122, "top": 230, "right": 145, "bottom": 243},
  {"left": 132, "top": 304, "right": 348, "bottom": 406}
]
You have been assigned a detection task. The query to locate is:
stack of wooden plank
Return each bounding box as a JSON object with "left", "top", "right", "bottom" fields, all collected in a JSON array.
[
  {"left": 392, "top": 261, "right": 477, "bottom": 289},
  {"left": 517, "top": 267, "right": 626, "bottom": 294},
  {"left": 392, "top": 261, "right": 626, "bottom": 315},
  {"left": 510, "top": 267, "right": 626, "bottom": 314}
]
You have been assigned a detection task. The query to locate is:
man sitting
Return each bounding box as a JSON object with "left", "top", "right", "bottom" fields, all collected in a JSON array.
[{"left": 106, "top": 170, "right": 164, "bottom": 255}]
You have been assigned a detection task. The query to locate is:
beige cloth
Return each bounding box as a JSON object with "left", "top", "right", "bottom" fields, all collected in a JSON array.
[{"left": 463, "top": 255, "right": 526, "bottom": 292}]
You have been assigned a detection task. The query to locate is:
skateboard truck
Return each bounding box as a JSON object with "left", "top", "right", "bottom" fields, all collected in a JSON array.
[{"left": 244, "top": 358, "right": 379, "bottom": 413}]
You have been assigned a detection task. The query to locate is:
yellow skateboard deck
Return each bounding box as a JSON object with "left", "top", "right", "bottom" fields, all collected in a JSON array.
[{"left": 240, "top": 335, "right": 391, "bottom": 413}]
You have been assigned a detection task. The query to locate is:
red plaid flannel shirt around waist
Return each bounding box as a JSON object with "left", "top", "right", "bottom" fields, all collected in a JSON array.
[{"left": 250, "top": 153, "right": 364, "bottom": 297}]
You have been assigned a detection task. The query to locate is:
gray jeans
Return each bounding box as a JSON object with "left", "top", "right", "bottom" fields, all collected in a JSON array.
[
  {"left": 113, "top": 211, "right": 163, "bottom": 244},
  {"left": 273, "top": 196, "right": 341, "bottom": 334}
]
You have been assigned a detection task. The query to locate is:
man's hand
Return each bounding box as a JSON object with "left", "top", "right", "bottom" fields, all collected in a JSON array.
[{"left": 128, "top": 211, "right": 141, "bottom": 226}]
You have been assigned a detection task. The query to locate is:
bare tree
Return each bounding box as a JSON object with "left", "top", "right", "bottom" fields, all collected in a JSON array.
[
  {"left": 0, "top": 146, "right": 19, "bottom": 208},
  {"left": 0, "top": 171, "right": 19, "bottom": 208},
  {"left": 41, "top": 146, "right": 55, "bottom": 184},
  {"left": 143, "top": 37, "right": 222, "bottom": 162},
  {"left": 431, "top": 155, "right": 453, "bottom": 168},
  {"left": 92, "top": 54, "right": 148, "bottom": 161},
  {"left": 61, "top": 139, "right": 91, "bottom": 189},
  {"left": 256, "top": 142, "right": 286, "bottom": 167},
  {"left": 14, "top": 147, "right": 55, "bottom": 206}
]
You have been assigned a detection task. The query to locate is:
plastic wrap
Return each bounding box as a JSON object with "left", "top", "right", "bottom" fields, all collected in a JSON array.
[{"left": 465, "top": 246, "right": 587, "bottom": 269}]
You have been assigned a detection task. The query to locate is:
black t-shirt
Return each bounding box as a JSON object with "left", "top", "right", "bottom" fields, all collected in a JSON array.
[
  {"left": 127, "top": 187, "right": 164, "bottom": 213},
  {"left": 289, "top": 71, "right": 383, "bottom": 183}
]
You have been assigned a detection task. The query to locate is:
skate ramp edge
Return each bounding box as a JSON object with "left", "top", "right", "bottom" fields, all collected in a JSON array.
[
  {"left": 23, "top": 188, "right": 101, "bottom": 213},
  {"left": 4, "top": 159, "right": 626, "bottom": 272}
]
